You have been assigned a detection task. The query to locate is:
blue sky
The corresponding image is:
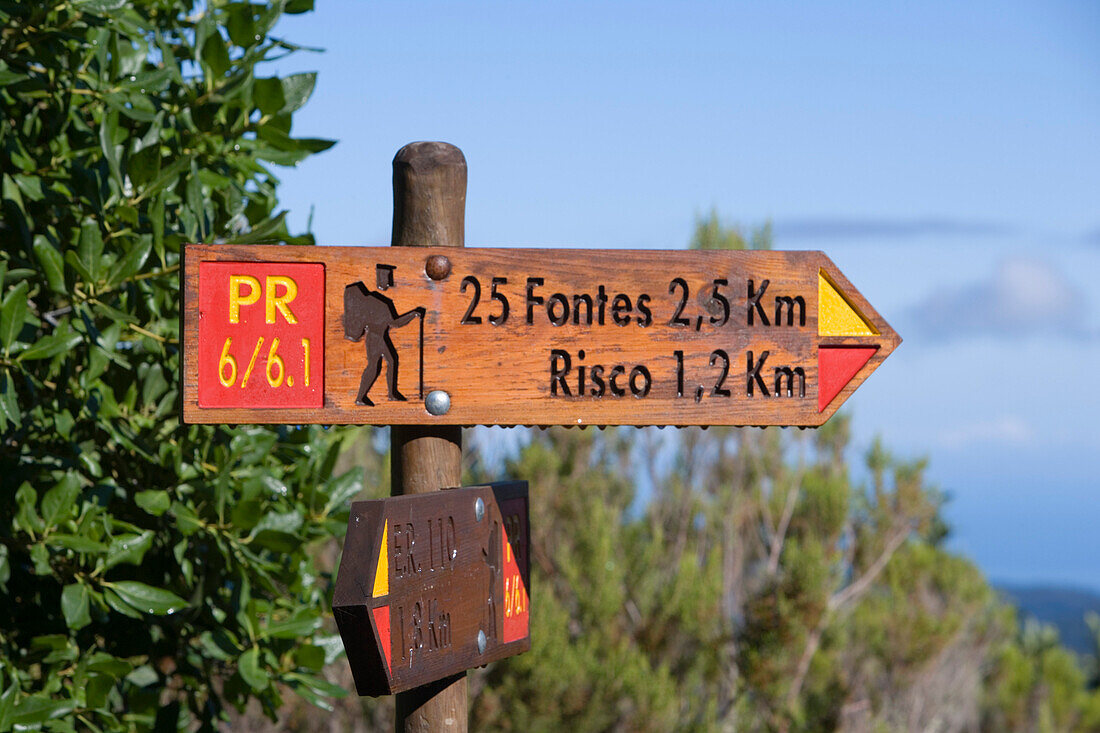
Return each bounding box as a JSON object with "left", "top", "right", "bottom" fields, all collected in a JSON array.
[{"left": 270, "top": 1, "right": 1100, "bottom": 589}]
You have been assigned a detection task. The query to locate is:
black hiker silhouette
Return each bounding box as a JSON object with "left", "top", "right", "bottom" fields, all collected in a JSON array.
[{"left": 343, "top": 281, "right": 423, "bottom": 406}]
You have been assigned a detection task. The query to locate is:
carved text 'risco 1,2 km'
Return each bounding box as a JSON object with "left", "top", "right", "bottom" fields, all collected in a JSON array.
[{"left": 549, "top": 349, "right": 806, "bottom": 402}]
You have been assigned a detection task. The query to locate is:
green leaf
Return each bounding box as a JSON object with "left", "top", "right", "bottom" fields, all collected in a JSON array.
[
  {"left": 285, "top": 0, "right": 313, "bottom": 13},
  {"left": 99, "top": 110, "right": 123, "bottom": 187},
  {"left": 256, "top": 124, "right": 335, "bottom": 156},
  {"left": 227, "top": 211, "right": 288, "bottom": 244},
  {"left": 0, "top": 280, "right": 28, "bottom": 356},
  {"left": 170, "top": 501, "right": 203, "bottom": 535},
  {"left": 41, "top": 474, "right": 81, "bottom": 526},
  {"left": 254, "top": 77, "right": 285, "bottom": 115},
  {"left": 13, "top": 174, "right": 44, "bottom": 201},
  {"left": 0, "top": 371, "right": 19, "bottom": 431},
  {"left": 313, "top": 634, "right": 346, "bottom": 665},
  {"left": 201, "top": 30, "right": 231, "bottom": 78},
  {"left": 106, "top": 91, "right": 156, "bottom": 122},
  {"left": 280, "top": 72, "right": 317, "bottom": 113},
  {"left": 0, "top": 681, "right": 15, "bottom": 732},
  {"left": 29, "top": 543, "right": 51, "bottom": 574},
  {"left": 75, "top": 0, "right": 128, "bottom": 14},
  {"left": 110, "top": 236, "right": 152, "bottom": 285},
  {"left": 46, "top": 534, "right": 109, "bottom": 554},
  {"left": 151, "top": 192, "right": 165, "bottom": 265},
  {"left": 251, "top": 530, "right": 301, "bottom": 553},
  {"left": 285, "top": 671, "right": 347, "bottom": 698},
  {"left": 135, "top": 490, "right": 170, "bottom": 516},
  {"left": 286, "top": 679, "right": 333, "bottom": 712},
  {"left": 140, "top": 155, "right": 190, "bottom": 202},
  {"left": 123, "top": 69, "right": 174, "bottom": 96},
  {"left": 262, "top": 610, "right": 321, "bottom": 640},
  {"left": 18, "top": 331, "right": 82, "bottom": 361},
  {"left": 140, "top": 362, "right": 168, "bottom": 405},
  {"left": 229, "top": 499, "right": 261, "bottom": 530},
  {"left": 293, "top": 644, "right": 325, "bottom": 671},
  {"left": 238, "top": 647, "right": 269, "bottom": 691},
  {"left": 252, "top": 145, "right": 313, "bottom": 167},
  {"left": 7, "top": 142, "right": 33, "bottom": 173},
  {"left": 31, "top": 633, "right": 71, "bottom": 651},
  {"left": 322, "top": 469, "right": 363, "bottom": 517},
  {"left": 102, "top": 531, "right": 154, "bottom": 571},
  {"left": 64, "top": 249, "right": 92, "bottom": 282},
  {"left": 250, "top": 510, "right": 303, "bottom": 553},
  {"left": 62, "top": 583, "right": 92, "bottom": 630},
  {"left": 53, "top": 409, "right": 74, "bottom": 440},
  {"left": 15, "top": 483, "right": 43, "bottom": 534},
  {"left": 260, "top": 474, "right": 288, "bottom": 498},
  {"left": 9, "top": 695, "right": 76, "bottom": 728},
  {"left": 128, "top": 145, "right": 161, "bottom": 187},
  {"left": 104, "top": 581, "right": 187, "bottom": 615},
  {"left": 226, "top": 3, "right": 259, "bottom": 48},
  {"left": 103, "top": 586, "right": 143, "bottom": 618},
  {"left": 85, "top": 672, "right": 115, "bottom": 709},
  {"left": 76, "top": 218, "right": 104, "bottom": 284},
  {"left": 117, "top": 204, "right": 139, "bottom": 225},
  {"left": 33, "top": 236, "right": 66, "bottom": 293},
  {"left": 2, "top": 174, "right": 24, "bottom": 214},
  {"left": 0, "top": 65, "right": 27, "bottom": 85},
  {"left": 124, "top": 665, "right": 159, "bottom": 687},
  {"left": 186, "top": 166, "right": 204, "bottom": 238},
  {"left": 198, "top": 629, "right": 242, "bottom": 661},
  {"left": 87, "top": 655, "right": 134, "bottom": 677},
  {"left": 196, "top": 168, "right": 233, "bottom": 191}
]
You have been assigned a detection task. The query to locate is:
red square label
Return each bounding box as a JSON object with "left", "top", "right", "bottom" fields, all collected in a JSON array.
[{"left": 197, "top": 261, "right": 324, "bottom": 408}]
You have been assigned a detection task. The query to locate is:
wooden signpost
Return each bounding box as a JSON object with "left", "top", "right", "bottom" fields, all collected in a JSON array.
[
  {"left": 179, "top": 141, "right": 901, "bottom": 732},
  {"left": 181, "top": 247, "right": 898, "bottom": 428},
  {"left": 333, "top": 482, "right": 530, "bottom": 696}
]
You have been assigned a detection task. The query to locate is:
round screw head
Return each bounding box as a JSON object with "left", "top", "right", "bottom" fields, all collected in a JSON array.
[
  {"left": 425, "top": 254, "right": 452, "bottom": 281},
  {"left": 474, "top": 497, "right": 485, "bottom": 522},
  {"left": 477, "top": 629, "right": 487, "bottom": 654},
  {"left": 425, "top": 390, "right": 451, "bottom": 416}
]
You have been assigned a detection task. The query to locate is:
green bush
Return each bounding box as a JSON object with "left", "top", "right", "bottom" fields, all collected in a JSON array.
[{"left": 0, "top": 1, "right": 354, "bottom": 729}]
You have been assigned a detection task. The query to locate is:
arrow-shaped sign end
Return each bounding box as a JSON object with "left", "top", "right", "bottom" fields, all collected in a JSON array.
[{"left": 813, "top": 254, "right": 902, "bottom": 423}]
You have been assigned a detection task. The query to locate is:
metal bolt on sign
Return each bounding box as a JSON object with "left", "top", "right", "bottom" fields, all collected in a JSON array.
[{"left": 425, "top": 390, "right": 451, "bottom": 416}]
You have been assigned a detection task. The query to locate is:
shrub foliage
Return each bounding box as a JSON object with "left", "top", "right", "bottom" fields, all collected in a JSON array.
[{"left": 0, "top": 1, "right": 355, "bottom": 729}]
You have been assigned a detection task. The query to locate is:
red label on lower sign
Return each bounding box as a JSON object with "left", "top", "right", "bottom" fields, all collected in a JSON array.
[
  {"left": 500, "top": 497, "right": 529, "bottom": 644},
  {"left": 197, "top": 261, "right": 324, "bottom": 408}
]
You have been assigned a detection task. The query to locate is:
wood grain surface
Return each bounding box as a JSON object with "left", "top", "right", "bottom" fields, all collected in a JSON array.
[{"left": 181, "top": 246, "right": 899, "bottom": 427}]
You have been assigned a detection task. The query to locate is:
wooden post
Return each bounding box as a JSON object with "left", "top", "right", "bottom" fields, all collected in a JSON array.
[{"left": 389, "top": 142, "right": 467, "bottom": 733}]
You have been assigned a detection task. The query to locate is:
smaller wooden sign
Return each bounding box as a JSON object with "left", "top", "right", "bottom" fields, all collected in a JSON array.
[{"left": 333, "top": 482, "right": 530, "bottom": 696}]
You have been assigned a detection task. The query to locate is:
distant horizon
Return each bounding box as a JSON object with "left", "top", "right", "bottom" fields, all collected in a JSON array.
[{"left": 993, "top": 580, "right": 1100, "bottom": 595}]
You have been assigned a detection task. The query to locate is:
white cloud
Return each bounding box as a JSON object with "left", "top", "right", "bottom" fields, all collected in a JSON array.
[
  {"left": 937, "top": 415, "right": 1035, "bottom": 449},
  {"left": 907, "top": 256, "right": 1093, "bottom": 341}
]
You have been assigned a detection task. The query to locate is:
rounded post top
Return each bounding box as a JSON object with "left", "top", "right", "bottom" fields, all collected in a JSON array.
[
  {"left": 391, "top": 142, "right": 467, "bottom": 248},
  {"left": 393, "top": 141, "right": 467, "bottom": 171}
]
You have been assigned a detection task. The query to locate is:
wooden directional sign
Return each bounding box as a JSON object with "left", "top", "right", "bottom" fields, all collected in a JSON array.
[
  {"left": 333, "top": 482, "right": 530, "bottom": 696},
  {"left": 182, "top": 245, "right": 899, "bottom": 427}
]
